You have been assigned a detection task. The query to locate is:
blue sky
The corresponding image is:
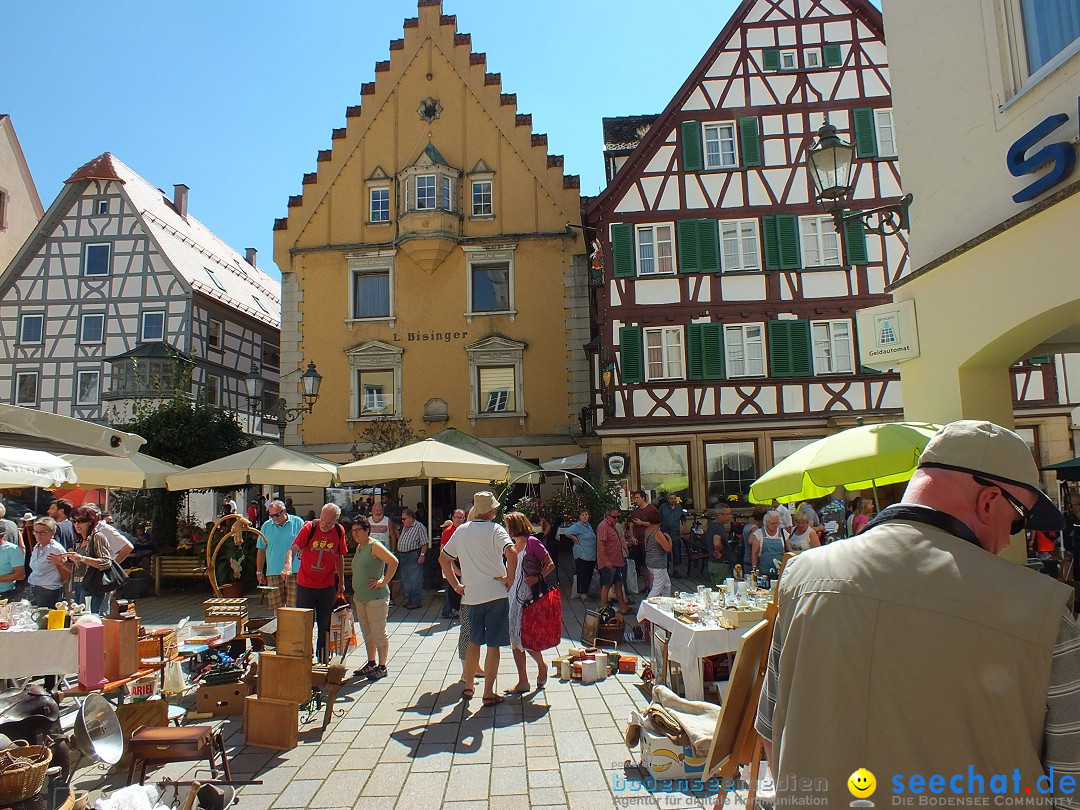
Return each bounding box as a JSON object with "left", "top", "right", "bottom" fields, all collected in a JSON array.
[{"left": 2, "top": 0, "right": 758, "bottom": 279}]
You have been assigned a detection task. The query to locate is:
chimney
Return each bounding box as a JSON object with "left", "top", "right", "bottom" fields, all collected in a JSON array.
[
  {"left": 173, "top": 184, "right": 189, "bottom": 219},
  {"left": 245, "top": 247, "right": 257, "bottom": 266}
]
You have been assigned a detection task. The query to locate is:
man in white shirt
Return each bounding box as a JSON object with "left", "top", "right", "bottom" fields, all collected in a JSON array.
[
  {"left": 441, "top": 491, "right": 515, "bottom": 706},
  {"left": 771, "top": 499, "right": 793, "bottom": 531}
]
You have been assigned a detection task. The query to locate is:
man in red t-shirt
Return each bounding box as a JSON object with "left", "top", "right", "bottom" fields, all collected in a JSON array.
[{"left": 287, "top": 503, "right": 348, "bottom": 662}]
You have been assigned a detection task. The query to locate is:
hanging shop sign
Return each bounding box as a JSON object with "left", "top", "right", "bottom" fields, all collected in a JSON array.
[{"left": 856, "top": 299, "right": 920, "bottom": 367}]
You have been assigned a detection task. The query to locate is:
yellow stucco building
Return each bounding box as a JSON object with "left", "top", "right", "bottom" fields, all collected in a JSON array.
[{"left": 272, "top": 0, "right": 588, "bottom": 480}]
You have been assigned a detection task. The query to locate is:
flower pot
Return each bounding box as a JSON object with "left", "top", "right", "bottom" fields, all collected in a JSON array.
[
  {"left": 221, "top": 582, "right": 246, "bottom": 598},
  {"left": 122, "top": 578, "right": 153, "bottom": 599}
]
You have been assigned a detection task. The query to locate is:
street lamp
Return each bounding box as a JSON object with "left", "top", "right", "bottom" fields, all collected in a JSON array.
[
  {"left": 806, "top": 121, "right": 913, "bottom": 236},
  {"left": 244, "top": 361, "right": 323, "bottom": 446}
]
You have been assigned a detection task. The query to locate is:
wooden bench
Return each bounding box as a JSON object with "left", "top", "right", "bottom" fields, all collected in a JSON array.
[{"left": 151, "top": 556, "right": 207, "bottom": 595}]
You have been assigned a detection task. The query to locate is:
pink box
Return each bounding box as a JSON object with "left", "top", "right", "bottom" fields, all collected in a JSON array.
[{"left": 78, "top": 622, "right": 108, "bottom": 689}]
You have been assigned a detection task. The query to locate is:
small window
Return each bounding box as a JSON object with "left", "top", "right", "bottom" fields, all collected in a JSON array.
[
  {"left": 370, "top": 187, "right": 390, "bottom": 223},
  {"left": 18, "top": 314, "right": 43, "bottom": 345},
  {"left": 725, "top": 323, "right": 766, "bottom": 378},
  {"left": 83, "top": 243, "right": 111, "bottom": 277},
  {"left": 644, "top": 326, "right": 685, "bottom": 381},
  {"left": 76, "top": 370, "right": 100, "bottom": 406},
  {"left": 440, "top": 176, "right": 453, "bottom": 211},
  {"left": 205, "top": 374, "right": 221, "bottom": 407},
  {"left": 96, "top": 199, "right": 109, "bottom": 215},
  {"left": 141, "top": 311, "right": 165, "bottom": 342},
  {"left": 799, "top": 216, "right": 841, "bottom": 267},
  {"left": 14, "top": 372, "right": 38, "bottom": 406},
  {"left": 478, "top": 366, "right": 516, "bottom": 413},
  {"left": 262, "top": 342, "right": 280, "bottom": 372},
  {"left": 352, "top": 269, "right": 391, "bottom": 319},
  {"left": 207, "top": 318, "right": 223, "bottom": 350},
  {"left": 205, "top": 267, "right": 228, "bottom": 293},
  {"left": 780, "top": 50, "right": 798, "bottom": 70},
  {"left": 79, "top": 313, "right": 105, "bottom": 344},
  {"left": 416, "top": 175, "right": 436, "bottom": 210},
  {"left": 704, "top": 123, "right": 738, "bottom": 169},
  {"left": 811, "top": 320, "right": 854, "bottom": 375},
  {"left": 471, "top": 180, "right": 493, "bottom": 217},
  {"left": 470, "top": 262, "right": 511, "bottom": 313},
  {"left": 0, "top": 190, "right": 8, "bottom": 230},
  {"left": 636, "top": 225, "right": 675, "bottom": 275},
  {"left": 805, "top": 49, "right": 822, "bottom": 69},
  {"left": 358, "top": 369, "right": 396, "bottom": 416},
  {"left": 874, "top": 109, "right": 897, "bottom": 158},
  {"left": 720, "top": 220, "right": 760, "bottom": 272}
]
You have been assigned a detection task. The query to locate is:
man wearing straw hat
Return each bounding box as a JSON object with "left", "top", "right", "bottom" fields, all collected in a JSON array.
[{"left": 756, "top": 421, "right": 1078, "bottom": 804}]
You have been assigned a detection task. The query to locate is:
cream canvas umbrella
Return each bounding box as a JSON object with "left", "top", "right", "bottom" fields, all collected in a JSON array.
[
  {"left": 0, "top": 447, "right": 77, "bottom": 488},
  {"left": 165, "top": 444, "right": 338, "bottom": 490},
  {"left": 0, "top": 403, "right": 144, "bottom": 457},
  {"left": 61, "top": 452, "right": 186, "bottom": 490}
]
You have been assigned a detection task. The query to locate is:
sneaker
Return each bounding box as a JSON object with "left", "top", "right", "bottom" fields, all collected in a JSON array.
[
  {"left": 354, "top": 662, "right": 376, "bottom": 678},
  {"left": 369, "top": 665, "right": 388, "bottom": 681}
]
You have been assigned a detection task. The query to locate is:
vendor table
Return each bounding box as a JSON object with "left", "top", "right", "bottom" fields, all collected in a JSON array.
[
  {"left": 636, "top": 600, "right": 741, "bottom": 701},
  {"left": 0, "top": 628, "right": 78, "bottom": 678}
]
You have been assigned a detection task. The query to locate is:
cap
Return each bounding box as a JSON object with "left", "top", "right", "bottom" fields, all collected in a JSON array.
[
  {"left": 918, "top": 420, "right": 1063, "bottom": 530},
  {"left": 440, "top": 519, "right": 453, "bottom": 528},
  {"left": 471, "top": 491, "right": 500, "bottom": 516}
]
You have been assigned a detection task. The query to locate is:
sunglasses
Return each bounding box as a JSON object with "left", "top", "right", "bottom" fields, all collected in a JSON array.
[
  {"left": 972, "top": 475, "right": 1032, "bottom": 534},
  {"left": 269, "top": 510, "right": 286, "bottom": 517},
  {"left": 75, "top": 517, "right": 95, "bottom": 524}
]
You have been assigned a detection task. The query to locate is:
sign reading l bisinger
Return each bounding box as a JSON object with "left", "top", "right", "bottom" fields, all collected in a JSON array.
[{"left": 856, "top": 299, "right": 920, "bottom": 368}]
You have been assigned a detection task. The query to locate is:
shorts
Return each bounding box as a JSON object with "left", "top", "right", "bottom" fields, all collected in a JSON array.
[
  {"left": 266, "top": 573, "right": 296, "bottom": 610},
  {"left": 466, "top": 598, "right": 510, "bottom": 647},
  {"left": 600, "top": 565, "right": 626, "bottom": 587}
]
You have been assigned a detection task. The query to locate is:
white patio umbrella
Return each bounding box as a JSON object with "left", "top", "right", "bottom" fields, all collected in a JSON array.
[
  {"left": 0, "top": 447, "right": 77, "bottom": 488},
  {"left": 338, "top": 438, "right": 510, "bottom": 542},
  {"left": 60, "top": 452, "right": 186, "bottom": 490},
  {"left": 0, "top": 403, "right": 144, "bottom": 457},
  {"left": 165, "top": 444, "right": 339, "bottom": 490}
]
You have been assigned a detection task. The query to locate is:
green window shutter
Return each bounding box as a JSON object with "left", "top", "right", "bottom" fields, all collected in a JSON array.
[
  {"left": 677, "top": 219, "right": 700, "bottom": 273},
  {"left": 611, "top": 223, "right": 635, "bottom": 277},
  {"left": 687, "top": 324, "right": 705, "bottom": 381},
  {"left": 852, "top": 108, "right": 878, "bottom": 158},
  {"left": 777, "top": 214, "right": 801, "bottom": 269},
  {"left": 697, "top": 219, "right": 720, "bottom": 273},
  {"left": 619, "top": 326, "right": 644, "bottom": 384},
  {"left": 843, "top": 216, "right": 868, "bottom": 265},
  {"left": 768, "top": 320, "right": 813, "bottom": 377},
  {"left": 762, "top": 216, "right": 780, "bottom": 270},
  {"left": 762, "top": 48, "right": 781, "bottom": 71},
  {"left": 1028, "top": 355, "right": 1053, "bottom": 365},
  {"left": 739, "top": 117, "right": 761, "bottom": 167},
  {"left": 823, "top": 44, "right": 842, "bottom": 67},
  {"left": 701, "top": 322, "right": 725, "bottom": 379},
  {"left": 681, "top": 121, "right": 703, "bottom": 172}
]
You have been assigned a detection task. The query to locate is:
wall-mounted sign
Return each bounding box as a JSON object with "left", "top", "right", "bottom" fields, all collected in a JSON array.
[
  {"left": 856, "top": 299, "right": 920, "bottom": 367},
  {"left": 1006, "top": 98, "right": 1078, "bottom": 203},
  {"left": 604, "top": 452, "right": 629, "bottom": 478}
]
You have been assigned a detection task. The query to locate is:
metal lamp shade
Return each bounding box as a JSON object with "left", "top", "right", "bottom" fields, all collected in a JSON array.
[
  {"left": 301, "top": 362, "right": 322, "bottom": 399},
  {"left": 807, "top": 123, "right": 855, "bottom": 201}
]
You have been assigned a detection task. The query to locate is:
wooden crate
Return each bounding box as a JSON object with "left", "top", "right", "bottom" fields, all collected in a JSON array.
[
  {"left": 204, "top": 598, "right": 248, "bottom": 636},
  {"left": 243, "top": 695, "right": 298, "bottom": 750},
  {"left": 275, "top": 608, "right": 314, "bottom": 660},
  {"left": 103, "top": 617, "right": 140, "bottom": 681},
  {"left": 116, "top": 699, "right": 169, "bottom": 745},
  {"left": 258, "top": 652, "right": 312, "bottom": 704},
  {"left": 196, "top": 682, "right": 251, "bottom": 716}
]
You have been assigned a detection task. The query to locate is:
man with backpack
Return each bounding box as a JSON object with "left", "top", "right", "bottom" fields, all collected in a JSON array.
[{"left": 286, "top": 503, "right": 348, "bottom": 663}]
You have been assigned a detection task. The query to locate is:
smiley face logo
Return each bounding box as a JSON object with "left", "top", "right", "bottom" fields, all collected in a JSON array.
[{"left": 848, "top": 768, "right": 877, "bottom": 799}]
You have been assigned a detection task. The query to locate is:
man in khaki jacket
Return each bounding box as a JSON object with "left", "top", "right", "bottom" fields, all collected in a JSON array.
[{"left": 756, "top": 421, "right": 1078, "bottom": 805}]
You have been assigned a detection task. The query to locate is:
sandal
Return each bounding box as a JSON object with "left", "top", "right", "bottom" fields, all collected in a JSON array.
[
  {"left": 462, "top": 687, "right": 475, "bottom": 700},
  {"left": 482, "top": 695, "right": 505, "bottom": 707},
  {"left": 505, "top": 683, "right": 530, "bottom": 694},
  {"left": 536, "top": 676, "right": 548, "bottom": 689}
]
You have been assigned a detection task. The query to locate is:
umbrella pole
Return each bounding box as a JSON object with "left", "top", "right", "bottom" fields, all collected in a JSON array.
[
  {"left": 427, "top": 478, "right": 433, "bottom": 549},
  {"left": 872, "top": 480, "right": 880, "bottom": 512}
]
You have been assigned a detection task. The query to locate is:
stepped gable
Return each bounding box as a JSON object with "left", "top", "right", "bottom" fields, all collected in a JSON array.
[{"left": 276, "top": 0, "right": 579, "bottom": 236}]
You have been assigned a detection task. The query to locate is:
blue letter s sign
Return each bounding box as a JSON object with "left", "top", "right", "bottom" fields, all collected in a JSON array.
[{"left": 1007, "top": 111, "right": 1075, "bottom": 203}]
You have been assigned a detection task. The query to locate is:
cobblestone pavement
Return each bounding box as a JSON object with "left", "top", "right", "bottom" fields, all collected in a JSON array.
[{"left": 70, "top": 561, "right": 727, "bottom": 810}]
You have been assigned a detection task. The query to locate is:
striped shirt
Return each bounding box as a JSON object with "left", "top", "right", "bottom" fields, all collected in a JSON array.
[{"left": 397, "top": 521, "right": 428, "bottom": 553}]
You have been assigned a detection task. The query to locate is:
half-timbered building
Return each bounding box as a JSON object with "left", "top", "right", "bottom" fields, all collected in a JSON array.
[
  {"left": 0, "top": 153, "right": 281, "bottom": 436},
  {"left": 585, "top": 0, "right": 1068, "bottom": 509}
]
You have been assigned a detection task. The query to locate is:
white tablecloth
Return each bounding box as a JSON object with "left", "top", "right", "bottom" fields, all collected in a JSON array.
[
  {"left": 0, "top": 628, "right": 79, "bottom": 678},
  {"left": 636, "top": 600, "right": 741, "bottom": 700}
]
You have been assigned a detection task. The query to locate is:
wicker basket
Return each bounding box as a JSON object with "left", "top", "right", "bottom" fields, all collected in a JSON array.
[
  {"left": 138, "top": 629, "right": 178, "bottom": 662},
  {"left": 0, "top": 742, "right": 53, "bottom": 804}
]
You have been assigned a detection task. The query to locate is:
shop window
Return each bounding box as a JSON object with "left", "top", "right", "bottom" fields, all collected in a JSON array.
[
  {"left": 636, "top": 444, "right": 690, "bottom": 504},
  {"left": 704, "top": 441, "right": 757, "bottom": 506}
]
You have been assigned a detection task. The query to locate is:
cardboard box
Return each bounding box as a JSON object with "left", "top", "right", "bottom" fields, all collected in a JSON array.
[
  {"left": 196, "top": 682, "right": 252, "bottom": 716},
  {"left": 243, "top": 695, "right": 298, "bottom": 750},
  {"left": 103, "top": 617, "right": 140, "bottom": 681},
  {"left": 258, "top": 652, "right": 312, "bottom": 704},
  {"left": 275, "top": 608, "right": 314, "bottom": 660},
  {"left": 619, "top": 655, "right": 639, "bottom": 674},
  {"left": 721, "top": 607, "right": 766, "bottom": 628},
  {"left": 638, "top": 725, "right": 709, "bottom": 781}
]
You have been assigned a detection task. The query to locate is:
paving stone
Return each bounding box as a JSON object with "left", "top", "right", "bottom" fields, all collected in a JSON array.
[
  {"left": 561, "top": 760, "right": 612, "bottom": 793},
  {"left": 529, "top": 770, "right": 564, "bottom": 789},
  {"left": 354, "top": 799, "right": 397, "bottom": 810},
  {"left": 310, "top": 771, "right": 370, "bottom": 807},
  {"left": 439, "top": 802, "right": 489, "bottom": 810},
  {"left": 271, "top": 779, "right": 322, "bottom": 808},
  {"left": 490, "top": 743, "right": 526, "bottom": 767},
  {"left": 294, "top": 754, "right": 341, "bottom": 780},
  {"left": 395, "top": 771, "right": 449, "bottom": 806},
  {"left": 351, "top": 726, "right": 394, "bottom": 749},
  {"left": 243, "top": 765, "right": 299, "bottom": 794},
  {"left": 445, "top": 762, "right": 492, "bottom": 802},
  {"left": 489, "top": 766, "right": 528, "bottom": 795},
  {"left": 588, "top": 724, "right": 628, "bottom": 746},
  {"left": 567, "top": 790, "right": 618, "bottom": 810},
  {"left": 555, "top": 730, "right": 599, "bottom": 762},
  {"left": 360, "top": 762, "right": 411, "bottom": 796},
  {"left": 410, "top": 745, "right": 455, "bottom": 772},
  {"left": 529, "top": 787, "right": 569, "bottom": 805},
  {"left": 337, "top": 747, "right": 382, "bottom": 770},
  {"left": 529, "top": 755, "right": 561, "bottom": 772}
]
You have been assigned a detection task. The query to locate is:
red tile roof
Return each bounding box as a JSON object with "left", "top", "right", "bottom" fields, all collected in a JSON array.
[{"left": 66, "top": 152, "right": 126, "bottom": 184}]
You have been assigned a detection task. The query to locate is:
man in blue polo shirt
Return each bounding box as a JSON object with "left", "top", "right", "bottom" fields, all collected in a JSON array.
[{"left": 257, "top": 499, "right": 304, "bottom": 611}]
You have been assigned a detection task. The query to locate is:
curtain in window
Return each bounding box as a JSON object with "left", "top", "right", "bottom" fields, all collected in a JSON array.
[
  {"left": 1022, "top": 0, "right": 1080, "bottom": 73},
  {"left": 354, "top": 273, "right": 390, "bottom": 318}
]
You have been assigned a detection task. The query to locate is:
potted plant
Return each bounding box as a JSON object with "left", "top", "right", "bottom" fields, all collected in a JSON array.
[{"left": 122, "top": 567, "right": 153, "bottom": 598}]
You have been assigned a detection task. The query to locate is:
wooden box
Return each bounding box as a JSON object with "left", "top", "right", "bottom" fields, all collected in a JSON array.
[
  {"left": 197, "top": 682, "right": 252, "bottom": 716},
  {"left": 116, "top": 699, "right": 169, "bottom": 744},
  {"left": 619, "top": 655, "right": 639, "bottom": 674},
  {"left": 258, "top": 652, "right": 312, "bottom": 704},
  {"left": 103, "top": 617, "right": 140, "bottom": 681},
  {"left": 275, "top": 608, "right": 314, "bottom": 660},
  {"left": 243, "top": 695, "right": 298, "bottom": 750},
  {"left": 204, "top": 598, "right": 248, "bottom": 636}
]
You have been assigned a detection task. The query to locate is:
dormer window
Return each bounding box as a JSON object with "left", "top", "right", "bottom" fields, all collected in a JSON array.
[
  {"left": 399, "top": 143, "right": 460, "bottom": 216},
  {"left": 468, "top": 160, "right": 495, "bottom": 219}
]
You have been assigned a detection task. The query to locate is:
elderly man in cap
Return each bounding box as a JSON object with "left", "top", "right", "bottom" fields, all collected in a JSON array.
[
  {"left": 756, "top": 421, "right": 1079, "bottom": 804},
  {"left": 440, "top": 491, "right": 514, "bottom": 706}
]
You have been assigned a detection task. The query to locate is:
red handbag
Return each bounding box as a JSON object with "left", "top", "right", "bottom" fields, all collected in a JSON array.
[{"left": 520, "top": 581, "right": 562, "bottom": 651}]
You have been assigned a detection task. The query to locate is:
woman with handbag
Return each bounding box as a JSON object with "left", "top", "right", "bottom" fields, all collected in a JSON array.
[
  {"left": 503, "top": 512, "right": 557, "bottom": 694},
  {"left": 68, "top": 505, "right": 114, "bottom": 614}
]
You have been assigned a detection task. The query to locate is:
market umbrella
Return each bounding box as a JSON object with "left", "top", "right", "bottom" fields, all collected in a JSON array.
[
  {"left": 338, "top": 438, "right": 510, "bottom": 542},
  {"left": 747, "top": 422, "right": 942, "bottom": 508},
  {"left": 0, "top": 403, "right": 144, "bottom": 457},
  {"left": 0, "top": 446, "right": 77, "bottom": 488},
  {"left": 165, "top": 444, "right": 339, "bottom": 490},
  {"left": 61, "top": 452, "right": 186, "bottom": 489},
  {"left": 1042, "top": 457, "right": 1080, "bottom": 482}
]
